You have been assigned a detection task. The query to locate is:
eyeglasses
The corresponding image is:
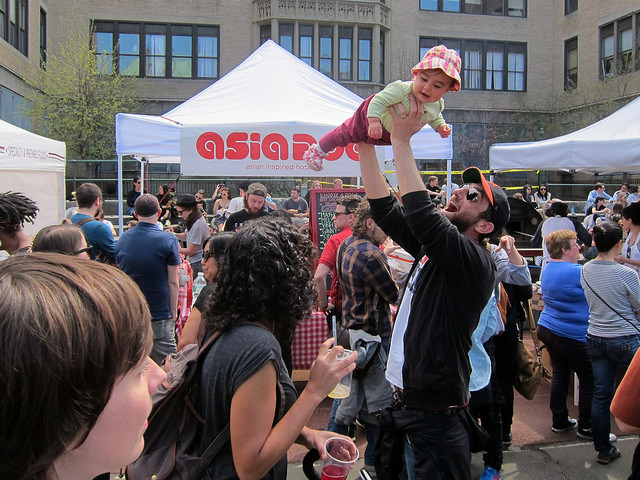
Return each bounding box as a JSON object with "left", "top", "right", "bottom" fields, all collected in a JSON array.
[
  {"left": 203, "top": 250, "right": 214, "bottom": 262},
  {"left": 460, "top": 185, "right": 480, "bottom": 203},
  {"left": 74, "top": 245, "right": 93, "bottom": 256},
  {"left": 134, "top": 181, "right": 141, "bottom": 185},
  {"left": 540, "top": 188, "right": 547, "bottom": 191},
  {"left": 334, "top": 211, "right": 349, "bottom": 217},
  {"left": 176, "top": 208, "right": 185, "bottom": 214}
]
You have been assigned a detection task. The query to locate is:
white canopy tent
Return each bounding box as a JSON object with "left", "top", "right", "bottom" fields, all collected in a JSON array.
[
  {"left": 0, "top": 120, "right": 66, "bottom": 235},
  {"left": 490, "top": 95, "right": 640, "bottom": 174},
  {"left": 115, "top": 40, "right": 451, "bottom": 230}
]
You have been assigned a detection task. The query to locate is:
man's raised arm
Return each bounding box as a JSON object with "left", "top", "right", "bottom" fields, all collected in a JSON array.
[{"left": 357, "top": 142, "right": 389, "bottom": 200}]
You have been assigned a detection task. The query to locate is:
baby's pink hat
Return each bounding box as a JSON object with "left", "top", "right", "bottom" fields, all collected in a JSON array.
[{"left": 412, "top": 45, "right": 461, "bottom": 92}]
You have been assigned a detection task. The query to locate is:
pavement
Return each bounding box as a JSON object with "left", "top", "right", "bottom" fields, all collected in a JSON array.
[{"left": 286, "top": 330, "right": 639, "bottom": 480}]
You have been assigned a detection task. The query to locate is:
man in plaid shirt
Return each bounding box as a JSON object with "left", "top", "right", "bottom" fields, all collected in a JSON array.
[{"left": 336, "top": 199, "right": 398, "bottom": 473}]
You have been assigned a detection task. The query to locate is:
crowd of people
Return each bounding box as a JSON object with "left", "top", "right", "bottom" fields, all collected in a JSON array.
[{"left": 2, "top": 50, "right": 640, "bottom": 480}]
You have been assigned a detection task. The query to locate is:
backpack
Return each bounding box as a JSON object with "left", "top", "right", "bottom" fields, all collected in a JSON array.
[
  {"left": 74, "top": 217, "right": 116, "bottom": 266},
  {"left": 126, "top": 330, "right": 229, "bottom": 480}
]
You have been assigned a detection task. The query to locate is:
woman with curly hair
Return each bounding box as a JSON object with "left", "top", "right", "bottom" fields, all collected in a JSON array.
[{"left": 197, "top": 217, "right": 356, "bottom": 479}]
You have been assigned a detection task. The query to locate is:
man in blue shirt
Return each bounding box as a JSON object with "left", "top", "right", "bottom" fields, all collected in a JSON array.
[
  {"left": 116, "top": 194, "right": 180, "bottom": 364},
  {"left": 70, "top": 183, "right": 116, "bottom": 263}
]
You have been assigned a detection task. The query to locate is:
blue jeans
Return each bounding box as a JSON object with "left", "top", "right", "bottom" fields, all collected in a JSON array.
[
  {"left": 587, "top": 334, "right": 640, "bottom": 453},
  {"left": 150, "top": 318, "right": 177, "bottom": 365}
]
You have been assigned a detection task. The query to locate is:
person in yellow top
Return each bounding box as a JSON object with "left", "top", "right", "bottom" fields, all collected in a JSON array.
[{"left": 303, "top": 44, "right": 461, "bottom": 171}]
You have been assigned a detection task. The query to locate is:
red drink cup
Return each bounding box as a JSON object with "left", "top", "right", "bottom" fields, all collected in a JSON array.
[{"left": 321, "top": 436, "right": 359, "bottom": 480}]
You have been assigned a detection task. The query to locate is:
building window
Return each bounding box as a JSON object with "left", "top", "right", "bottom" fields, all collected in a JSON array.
[
  {"left": 279, "top": 23, "right": 293, "bottom": 53},
  {"left": 260, "top": 24, "right": 271, "bottom": 44},
  {"left": 1, "top": 0, "right": 27, "bottom": 55},
  {"left": 565, "top": 0, "right": 577, "bottom": 14},
  {"left": 380, "top": 31, "right": 385, "bottom": 83},
  {"left": 420, "top": 0, "right": 525, "bottom": 16},
  {"left": 358, "top": 28, "right": 372, "bottom": 81},
  {"left": 618, "top": 17, "right": 633, "bottom": 74},
  {"left": 119, "top": 24, "right": 141, "bottom": 76},
  {"left": 145, "top": 26, "right": 166, "bottom": 77},
  {"left": 564, "top": 37, "right": 577, "bottom": 90},
  {"left": 197, "top": 26, "right": 218, "bottom": 78},
  {"left": 39, "top": 7, "right": 46, "bottom": 68},
  {"left": 92, "top": 21, "right": 219, "bottom": 79},
  {"left": 299, "top": 25, "right": 313, "bottom": 66},
  {"left": 338, "top": 26, "right": 353, "bottom": 81},
  {"left": 420, "top": 37, "right": 526, "bottom": 91},
  {"left": 319, "top": 26, "right": 333, "bottom": 77}
]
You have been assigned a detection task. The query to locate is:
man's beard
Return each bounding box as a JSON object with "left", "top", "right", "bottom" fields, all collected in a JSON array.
[
  {"left": 449, "top": 211, "right": 477, "bottom": 234},
  {"left": 247, "top": 206, "right": 263, "bottom": 216}
]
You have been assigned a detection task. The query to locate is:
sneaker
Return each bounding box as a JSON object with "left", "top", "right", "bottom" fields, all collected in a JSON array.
[
  {"left": 502, "top": 432, "right": 512, "bottom": 448},
  {"left": 479, "top": 466, "right": 501, "bottom": 480},
  {"left": 303, "top": 144, "right": 327, "bottom": 171},
  {"left": 577, "top": 428, "right": 617, "bottom": 442},
  {"left": 597, "top": 446, "right": 621, "bottom": 465},
  {"left": 362, "top": 465, "right": 378, "bottom": 480},
  {"left": 551, "top": 417, "right": 578, "bottom": 433}
]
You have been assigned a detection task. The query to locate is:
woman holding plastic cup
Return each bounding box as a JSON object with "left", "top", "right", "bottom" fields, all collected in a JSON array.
[{"left": 198, "top": 217, "right": 357, "bottom": 479}]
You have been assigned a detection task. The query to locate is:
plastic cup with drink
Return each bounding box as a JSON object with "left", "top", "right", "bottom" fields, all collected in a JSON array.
[
  {"left": 327, "top": 349, "right": 353, "bottom": 399},
  {"left": 320, "top": 436, "right": 359, "bottom": 480}
]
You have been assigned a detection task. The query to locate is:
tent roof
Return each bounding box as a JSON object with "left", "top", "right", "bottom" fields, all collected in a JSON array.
[
  {"left": 116, "top": 40, "right": 363, "bottom": 161},
  {"left": 490, "top": 95, "right": 640, "bottom": 174},
  {"left": 0, "top": 119, "right": 66, "bottom": 171},
  {"left": 116, "top": 40, "right": 452, "bottom": 164}
]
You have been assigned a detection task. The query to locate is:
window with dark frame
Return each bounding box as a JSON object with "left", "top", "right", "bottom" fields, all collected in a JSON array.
[
  {"left": 279, "top": 23, "right": 293, "bottom": 53},
  {"left": 358, "top": 28, "right": 372, "bottom": 81},
  {"left": 260, "top": 24, "right": 271, "bottom": 45},
  {"left": 319, "top": 26, "right": 333, "bottom": 77},
  {"left": 380, "top": 31, "right": 385, "bottom": 83},
  {"left": 420, "top": 36, "right": 526, "bottom": 91},
  {"left": 338, "top": 26, "right": 353, "bottom": 81},
  {"left": 299, "top": 24, "right": 313, "bottom": 66},
  {"left": 565, "top": 0, "right": 577, "bottom": 15},
  {"left": 600, "top": 23, "right": 615, "bottom": 78},
  {"left": 39, "top": 7, "right": 46, "bottom": 68},
  {"left": 419, "top": 0, "right": 525, "bottom": 16},
  {"left": 92, "top": 21, "right": 219, "bottom": 79},
  {"left": 2, "top": 0, "right": 27, "bottom": 55},
  {"left": 564, "top": 37, "right": 578, "bottom": 90}
]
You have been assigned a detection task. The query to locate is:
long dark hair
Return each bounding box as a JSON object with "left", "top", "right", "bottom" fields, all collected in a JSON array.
[
  {"left": 184, "top": 207, "right": 203, "bottom": 230},
  {"left": 202, "top": 217, "right": 314, "bottom": 343}
]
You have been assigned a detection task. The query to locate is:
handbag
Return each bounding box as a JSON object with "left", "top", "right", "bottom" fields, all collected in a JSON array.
[{"left": 513, "top": 299, "right": 550, "bottom": 400}]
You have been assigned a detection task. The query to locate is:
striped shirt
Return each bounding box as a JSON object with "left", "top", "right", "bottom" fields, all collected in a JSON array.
[{"left": 580, "top": 260, "right": 640, "bottom": 338}]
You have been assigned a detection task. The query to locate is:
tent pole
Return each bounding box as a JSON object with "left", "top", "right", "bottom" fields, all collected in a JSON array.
[
  {"left": 446, "top": 158, "right": 452, "bottom": 202},
  {"left": 117, "top": 154, "right": 124, "bottom": 236},
  {"left": 139, "top": 159, "right": 144, "bottom": 195}
]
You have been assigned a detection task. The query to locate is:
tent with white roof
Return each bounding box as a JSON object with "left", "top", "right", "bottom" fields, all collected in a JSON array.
[
  {"left": 490, "top": 95, "right": 640, "bottom": 174},
  {"left": 0, "top": 120, "right": 66, "bottom": 235}
]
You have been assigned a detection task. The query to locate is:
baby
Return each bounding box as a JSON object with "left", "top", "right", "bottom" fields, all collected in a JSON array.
[{"left": 303, "top": 45, "right": 461, "bottom": 171}]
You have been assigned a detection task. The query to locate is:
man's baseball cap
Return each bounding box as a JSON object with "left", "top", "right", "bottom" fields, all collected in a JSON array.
[
  {"left": 461, "top": 167, "right": 510, "bottom": 232},
  {"left": 246, "top": 182, "right": 267, "bottom": 197},
  {"left": 412, "top": 45, "right": 462, "bottom": 92},
  {"left": 134, "top": 194, "right": 160, "bottom": 217},
  {"left": 175, "top": 194, "right": 198, "bottom": 208}
]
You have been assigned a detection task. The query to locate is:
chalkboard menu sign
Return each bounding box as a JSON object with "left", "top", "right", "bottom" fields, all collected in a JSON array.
[{"left": 309, "top": 188, "right": 366, "bottom": 254}]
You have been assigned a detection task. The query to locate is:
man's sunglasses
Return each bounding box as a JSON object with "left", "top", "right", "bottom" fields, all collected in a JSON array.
[{"left": 460, "top": 184, "right": 480, "bottom": 203}]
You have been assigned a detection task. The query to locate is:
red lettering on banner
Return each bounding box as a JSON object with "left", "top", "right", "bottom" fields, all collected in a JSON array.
[
  {"left": 194, "top": 132, "right": 358, "bottom": 162},
  {"left": 196, "top": 132, "right": 224, "bottom": 159},
  {"left": 262, "top": 133, "right": 288, "bottom": 160},
  {"left": 292, "top": 134, "right": 316, "bottom": 160},
  {"left": 250, "top": 133, "right": 261, "bottom": 160},
  {"left": 345, "top": 143, "right": 359, "bottom": 161},
  {"left": 226, "top": 132, "right": 249, "bottom": 160}
]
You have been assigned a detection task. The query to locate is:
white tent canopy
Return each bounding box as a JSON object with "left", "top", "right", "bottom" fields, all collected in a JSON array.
[
  {"left": 0, "top": 120, "right": 66, "bottom": 235},
  {"left": 116, "top": 40, "right": 451, "bottom": 177},
  {"left": 490, "top": 95, "right": 640, "bottom": 174}
]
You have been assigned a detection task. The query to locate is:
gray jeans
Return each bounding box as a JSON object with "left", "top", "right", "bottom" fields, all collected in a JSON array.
[{"left": 150, "top": 318, "right": 177, "bottom": 365}]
